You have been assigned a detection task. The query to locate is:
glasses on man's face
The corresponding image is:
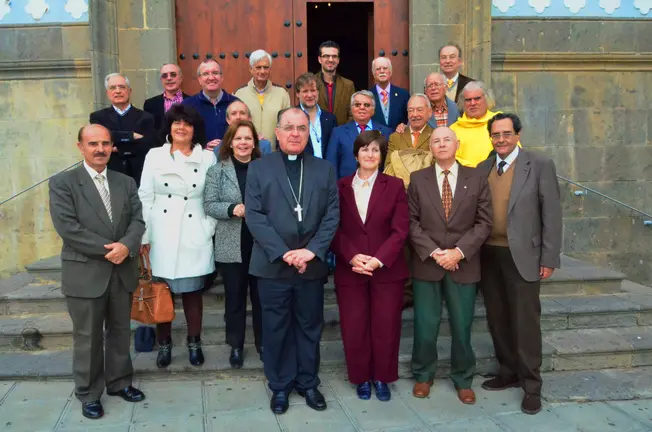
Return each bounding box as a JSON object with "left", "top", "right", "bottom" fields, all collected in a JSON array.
[
  {"left": 353, "top": 102, "right": 372, "bottom": 108},
  {"left": 160, "top": 72, "right": 178, "bottom": 79},
  {"left": 108, "top": 85, "right": 128, "bottom": 91},
  {"left": 490, "top": 132, "right": 515, "bottom": 140},
  {"left": 321, "top": 54, "right": 339, "bottom": 60},
  {"left": 281, "top": 125, "right": 309, "bottom": 133},
  {"left": 425, "top": 82, "right": 446, "bottom": 90},
  {"left": 200, "top": 71, "right": 222, "bottom": 78}
]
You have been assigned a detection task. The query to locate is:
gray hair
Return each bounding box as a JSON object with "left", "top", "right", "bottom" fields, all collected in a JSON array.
[
  {"left": 423, "top": 72, "right": 446, "bottom": 88},
  {"left": 226, "top": 100, "right": 252, "bottom": 120},
  {"left": 196, "top": 59, "right": 221, "bottom": 76},
  {"left": 408, "top": 93, "right": 430, "bottom": 107},
  {"left": 457, "top": 80, "right": 496, "bottom": 113},
  {"left": 249, "top": 49, "right": 273, "bottom": 68},
  {"left": 350, "top": 90, "right": 376, "bottom": 109},
  {"left": 371, "top": 57, "right": 392, "bottom": 73},
  {"left": 160, "top": 63, "right": 182, "bottom": 75},
  {"left": 104, "top": 73, "right": 130, "bottom": 90}
]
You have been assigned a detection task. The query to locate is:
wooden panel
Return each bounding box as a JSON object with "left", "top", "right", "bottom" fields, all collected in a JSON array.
[
  {"left": 176, "top": 0, "right": 295, "bottom": 96},
  {"left": 373, "top": 0, "right": 410, "bottom": 89}
]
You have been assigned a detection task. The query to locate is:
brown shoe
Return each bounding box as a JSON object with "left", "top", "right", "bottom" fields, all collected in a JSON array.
[
  {"left": 521, "top": 394, "right": 542, "bottom": 415},
  {"left": 481, "top": 376, "right": 520, "bottom": 391},
  {"left": 457, "top": 388, "right": 476, "bottom": 405},
  {"left": 412, "top": 381, "right": 433, "bottom": 398}
]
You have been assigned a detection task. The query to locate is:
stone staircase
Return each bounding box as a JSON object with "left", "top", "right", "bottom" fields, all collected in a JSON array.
[{"left": 1, "top": 255, "right": 651, "bottom": 381}]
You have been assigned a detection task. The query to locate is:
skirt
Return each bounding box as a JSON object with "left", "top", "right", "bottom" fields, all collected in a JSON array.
[{"left": 153, "top": 275, "right": 206, "bottom": 294}]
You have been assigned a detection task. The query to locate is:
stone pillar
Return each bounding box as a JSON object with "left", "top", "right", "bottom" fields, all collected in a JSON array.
[
  {"left": 409, "top": 0, "right": 491, "bottom": 93},
  {"left": 117, "top": 0, "right": 177, "bottom": 108},
  {"left": 89, "top": 0, "right": 119, "bottom": 110}
]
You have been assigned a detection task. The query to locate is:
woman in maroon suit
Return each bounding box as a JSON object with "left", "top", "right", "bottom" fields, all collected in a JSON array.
[{"left": 331, "top": 130, "right": 410, "bottom": 401}]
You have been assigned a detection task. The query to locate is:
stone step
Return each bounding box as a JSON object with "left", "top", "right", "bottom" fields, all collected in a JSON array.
[
  {"left": 1, "top": 325, "right": 651, "bottom": 380},
  {"left": 1, "top": 255, "right": 628, "bottom": 315},
  {"left": 1, "top": 289, "right": 651, "bottom": 352}
]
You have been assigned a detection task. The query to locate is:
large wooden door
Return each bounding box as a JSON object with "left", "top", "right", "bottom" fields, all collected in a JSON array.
[{"left": 175, "top": 0, "right": 296, "bottom": 96}]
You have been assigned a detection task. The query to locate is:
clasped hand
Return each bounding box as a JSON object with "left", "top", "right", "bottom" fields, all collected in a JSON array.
[
  {"left": 350, "top": 254, "right": 381, "bottom": 276},
  {"left": 105, "top": 242, "right": 130, "bottom": 265},
  {"left": 283, "top": 249, "right": 315, "bottom": 274},
  {"left": 431, "top": 249, "right": 462, "bottom": 272},
  {"left": 232, "top": 203, "right": 245, "bottom": 218}
]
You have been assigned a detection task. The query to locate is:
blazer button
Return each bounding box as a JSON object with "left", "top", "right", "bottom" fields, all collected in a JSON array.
[
  {"left": 193, "top": 184, "right": 197, "bottom": 188},
  {"left": 163, "top": 209, "right": 167, "bottom": 213},
  {"left": 184, "top": 197, "right": 188, "bottom": 201},
  {"left": 188, "top": 214, "right": 193, "bottom": 218},
  {"left": 168, "top": 194, "right": 172, "bottom": 198},
  {"left": 164, "top": 183, "right": 168, "bottom": 186},
  {"left": 194, "top": 169, "right": 198, "bottom": 173}
]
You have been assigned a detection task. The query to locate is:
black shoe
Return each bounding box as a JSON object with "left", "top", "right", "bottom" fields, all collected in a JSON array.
[
  {"left": 156, "top": 338, "right": 172, "bottom": 368},
  {"left": 107, "top": 386, "right": 146, "bottom": 402},
  {"left": 256, "top": 345, "right": 264, "bottom": 362},
  {"left": 229, "top": 347, "right": 244, "bottom": 369},
  {"left": 81, "top": 401, "right": 104, "bottom": 419},
  {"left": 187, "top": 336, "right": 204, "bottom": 366},
  {"left": 297, "top": 388, "right": 327, "bottom": 411},
  {"left": 270, "top": 391, "right": 289, "bottom": 414}
]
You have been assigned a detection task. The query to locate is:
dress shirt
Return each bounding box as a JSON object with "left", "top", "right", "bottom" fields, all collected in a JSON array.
[
  {"left": 356, "top": 120, "right": 374, "bottom": 134},
  {"left": 433, "top": 162, "right": 465, "bottom": 259},
  {"left": 351, "top": 169, "right": 383, "bottom": 267},
  {"left": 409, "top": 124, "right": 428, "bottom": 147},
  {"left": 496, "top": 146, "right": 519, "bottom": 173},
  {"left": 445, "top": 72, "right": 460, "bottom": 101},
  {"left": 202, "top": 89, "right": 223, "bottom": 105},
  {"left": 163, "top": 90, "right": 184, "bottom": 112},
  {"left": 301, "top": 103, "right": 323, "bottom": 158},
  {"left": 113, "top": 104, "right": 132, "bottom": 117},
  {"left": 83, "top": 161, "right": 110, "bottom": 194},
  {"left": 376, "top": 83, "right": 391, "bottom": 124}
]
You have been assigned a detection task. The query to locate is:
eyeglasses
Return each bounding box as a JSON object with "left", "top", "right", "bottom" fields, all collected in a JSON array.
[
  {"left": 425, "top": 83, "right": 446, "bottom": 90},
  {"left": 320, "top": 54, "right": 339, "bottom": 60},
  {"left": 281, "top": 125, "right": 309, "bottom": 133},
  {"left": 160, "top": 72, "right": 178, "bottom": 79},
  {"left": 353, "top": 102, "right": 372, "bottom": 108},
  {"left": 108, "top": 85, "right": 128, "bottom": 91},
  {"left": 200, "top": 71, "right": 222, "bottom": 78},
  {"left": 490, "top": 132, "right": 515, "bottom": 140}
]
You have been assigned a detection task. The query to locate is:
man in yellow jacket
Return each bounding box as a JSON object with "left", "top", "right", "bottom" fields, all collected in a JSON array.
[
  {"left": 235, "top": 49, "right": 291, "bottom": 151},
  {"left": 450, "top": 81, "right": 519, "bottom": 167}
]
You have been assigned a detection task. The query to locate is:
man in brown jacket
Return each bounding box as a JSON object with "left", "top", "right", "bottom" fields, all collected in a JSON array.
[
  {"left": 407, "top": 127, "right": 492, "bottom": 404},
  {"left": 386, "top": 94, "right": 433, "bottom": 170},
  {"left": 316, "top": 40, "right": 355, "bottom": 126}
]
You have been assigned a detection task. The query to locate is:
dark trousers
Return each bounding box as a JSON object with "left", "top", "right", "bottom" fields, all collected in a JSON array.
[
  {"left": 336, "top": 280, "right": 404, "bottom": 384},
  {"left": 258, "top": 275, "right": 324, "bottom": 392},
  {"left": 220, "top": 261, "right": 262, "bottom": 350},
  {"left": 156, "top": 290, "right": 203, "bottom": 342},
  {"left": 480, "top": 245, "right": 542, "bottom": 395},
  {"left": 411, "top": 274, "right": 477, "bottom": 388},
  {"left": 66, "top": 269, "right": 133, "bottom": 402}
]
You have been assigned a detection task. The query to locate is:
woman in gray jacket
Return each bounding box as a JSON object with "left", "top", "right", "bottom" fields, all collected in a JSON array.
[{"left": 204, "top": 120, "right": 263, "bottom": 368}]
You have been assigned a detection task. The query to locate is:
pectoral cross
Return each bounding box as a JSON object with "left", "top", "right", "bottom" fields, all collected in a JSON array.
[{"left": 294, "top": 203, "right": 303, "bottom": 222}]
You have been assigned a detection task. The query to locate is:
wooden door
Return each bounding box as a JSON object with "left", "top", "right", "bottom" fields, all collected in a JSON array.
[{"left": 175, "top": 0, "right": 296, "bottom": 96}]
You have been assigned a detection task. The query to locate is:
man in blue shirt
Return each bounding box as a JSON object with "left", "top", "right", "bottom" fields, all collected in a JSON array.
[
  {"left": 295, "top": 72, "right": 337, "bottom": 158},
  {"left": 183, "top": 59, "right": 238, "bottom": 151}
]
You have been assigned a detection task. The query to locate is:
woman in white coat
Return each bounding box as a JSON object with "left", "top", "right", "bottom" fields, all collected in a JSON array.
[{"left": 139, "top": 104, "right": 216, "bottom": 368}]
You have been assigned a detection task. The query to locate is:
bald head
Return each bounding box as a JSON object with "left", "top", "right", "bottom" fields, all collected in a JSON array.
[
  {"left": 78, "top": 124, "right": 111, "bottom": 143},
  {"left": 77, "top": 124, "right": 113, "bottom": 172},
  {"left": 430, "top": 126, "right": 459, "bottom": 164}
]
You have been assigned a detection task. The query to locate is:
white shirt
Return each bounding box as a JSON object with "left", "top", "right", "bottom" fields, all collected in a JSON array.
[
  {"left": 496, "top": 146, "right": 519, "bottom": 173},
  {"left": 301, "top": 103, "right": 323, "bottom": 158},
  {"left": 351, "top": 169, "right": 384, "bottom": 268},
  {"left": 445, "top": 72, "right": 460, "bottom": 101},
  {"left": 83, "top": 161, "right": 110, "bottom": 194},
  {"left": 409, "top": 124, "right": 428, "bottom": 147},
  {"left": 433, "top": 161, "right": 465, "bottom": 259},
  {"left": 113, "top": 104, "right": 132, "bottom": 116}
]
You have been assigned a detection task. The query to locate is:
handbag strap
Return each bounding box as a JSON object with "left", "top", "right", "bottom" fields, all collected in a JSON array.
[{"left": 139, "top": 250, "right": 153, "bottom": 280}]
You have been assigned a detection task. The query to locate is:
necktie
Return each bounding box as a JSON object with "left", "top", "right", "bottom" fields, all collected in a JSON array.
[
  {"left": 412, "top": 131, "right": 421, "bottom": 148},
  {"left": 95, "top": 174, "right": 113, "bottom": 222},
  {"left": 381, "top": 90, "right": 388, "bottom": 106},
  {"left": 497, "top": 160, "right": 507, "bottom": 176},
  {"left": 441, "top": 170, "right": 452, "bottom": 222},
  {"left": 358, "top": 124, "right": 367, "bottom": 133},
  {"left": 447, "top": 79, "right": 455, "bottom": 89}
]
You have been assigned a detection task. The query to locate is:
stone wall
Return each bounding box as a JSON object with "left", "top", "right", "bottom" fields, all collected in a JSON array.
[
  {"left": 0, "top": 24, "right": 93, "bottom": 276},
  {"left": 492, "top": 19, "right": 652, "bottom": 284}
]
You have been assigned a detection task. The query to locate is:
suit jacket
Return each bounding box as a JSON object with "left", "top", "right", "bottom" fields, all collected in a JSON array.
[
  {"left": 407, "top": 164, "right": 492, "bottom": 284},
  {"left": 386, "top": 124, "right": 434, "bottom": 169},
  {"left": 455, "top": 74, "right": 474, "bottom": 102},
  {"left": 245, "top": 152, "right": 340, "bottom": 280},
  {"left": 48, "top": 165, "right": 146, "bottom": 298},
  {"left": 331, "top": 173, "right": 409, "bottom": 285},
  {"left": 427, "top": 96, "right": 460, "bottom": 129},
  {"left": 370, "top": 84, "right": 410, "bottom": 131},
  {"left": 143, "top": 92, "right": 190, "bottom": 133},
  {"left": 89, "top": 106, "right": 157, "bottom": 186},
  {"left": 325, "top": 121, "right": 392, "bottom": 179},
  {"left": 301, "top": 107, "right": 337, "bottom": 158},
  {"left": 477, "top": 149, "right": 562, "bottom": 281},
  {"left": 316, "top": 72, "right": 355, "bottom": 126}
]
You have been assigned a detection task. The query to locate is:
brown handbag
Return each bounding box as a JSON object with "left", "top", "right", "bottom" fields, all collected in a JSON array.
[{"left": 130, "top": 251, "right": 176, "bottom": 324}]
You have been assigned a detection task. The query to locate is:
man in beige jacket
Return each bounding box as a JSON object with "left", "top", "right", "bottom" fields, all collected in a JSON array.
[{"left": 235, "top": 49, "right": 291, "bottom": 151}]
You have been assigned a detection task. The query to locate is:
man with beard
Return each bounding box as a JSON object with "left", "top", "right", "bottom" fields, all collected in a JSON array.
[{"left": 316, "top": 41, "right": 356, "bottom": 126}]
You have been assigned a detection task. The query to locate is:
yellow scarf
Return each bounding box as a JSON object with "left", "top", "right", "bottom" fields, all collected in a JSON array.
[{"left": 451, "top": 110, "right": 500, "bottom": 167}]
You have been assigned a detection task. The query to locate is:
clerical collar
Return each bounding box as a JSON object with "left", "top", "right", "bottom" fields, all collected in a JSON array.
[{"left": 283, "top": 152, "right": 303, "bottom": 162}]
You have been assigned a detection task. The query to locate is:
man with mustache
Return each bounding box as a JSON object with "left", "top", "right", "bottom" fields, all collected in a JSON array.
[
  {"left": 316, "top": 40, "right": 356, "bottom": 126},
  {"left": 89, "top": 73, "right": 157, "bottom": 186},
  {"left": 49, "top": 124, "right": 146, "bottom": 420},
  {"left": 144, "top": 63, "right": 189, "bottom": 133},
  {"left": 369, "top": 57, "right": 409, "bottom": 131}
]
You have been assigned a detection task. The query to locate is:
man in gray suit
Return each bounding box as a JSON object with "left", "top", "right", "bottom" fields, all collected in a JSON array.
[
  {"left": 476, "top": 113, "right": 562, "bottom": 415},
  {"left": 49, "top": 124, "right": 146, "bottom": 419}
]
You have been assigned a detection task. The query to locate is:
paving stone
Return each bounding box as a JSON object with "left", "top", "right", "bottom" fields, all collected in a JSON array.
[
  {"left": 204, "top": 379, "right": 269, "bottom": 413},
  {"left": 494, "top": 407, "right": 577, "bottom": 432},
  {"left": 608, "top": 399, "right": 652, "bottom": 428},
  {"left": 543, "top": 369, "right": 639, "bottom": 402},
  {"left": 278, "top": 403, "right": 356, "bottom": 432},
  {"left": 58, "top": 425, "right": 131, "bottom": 432},
  {"left": 341, "top": 395, "right": 426, "bottom": 431},
  {"left": 400, "top": 382, "right": 488, "bottom": 425},
  {"left": 58, "top": 397, "right": 135, "bottom": 430},
  {"left": 427, "top": 417, "right": 506, "bottom": 432},
  {"left": 133, "top": 381, "right": 203, "bottom": 422},
  {"left": 206, "top": 408, "right": 280, "bottom": 432},
  {"left": 552, "top": 401, "right": 649, "bottom": 432},
  {"left": 0, "top": 381, "right": 14, "bottom": 401},
  {"left": 0, "top": 398, "right": 68, "bottom": 431},
  {"left": 5, "top": 380, "right": 74, "bottom": 402},
  {"left": 620, "top": 367, "right": 652, "bottom": 398},
  {"left": 131, "top": 414, "right": 204, "bottom": 432},
  {"left": 474, "top": 387, "right": 525, "bottom": 415}
]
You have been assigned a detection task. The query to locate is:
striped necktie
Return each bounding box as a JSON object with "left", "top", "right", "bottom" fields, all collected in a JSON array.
[{"left": 95, "top": 174, "right": 113, "bottom": 222}]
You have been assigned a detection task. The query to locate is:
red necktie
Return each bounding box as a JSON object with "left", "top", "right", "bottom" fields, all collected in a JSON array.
[
  {"left": 381, "top": 90, "right": 388, "bottom": 105},
  {"left": 358, "top": 124, "right": 367, "bottom": 133}
]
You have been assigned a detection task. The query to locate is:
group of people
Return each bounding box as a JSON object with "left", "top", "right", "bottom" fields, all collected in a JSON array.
[{"left": 48, "top": 39, "right": 562, "bottom": 421}]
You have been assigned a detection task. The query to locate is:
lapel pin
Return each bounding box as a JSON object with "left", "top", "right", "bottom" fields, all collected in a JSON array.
[
  {"left": 394, "top": 93, "right": 398, "bottom": 97},
  {"left": 464, "top": 185, "right": 467, "bottom": 189}
]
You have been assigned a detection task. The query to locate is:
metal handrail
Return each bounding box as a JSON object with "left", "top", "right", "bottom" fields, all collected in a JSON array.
[
  {"left": 0, "top": 161, "right": 82, "bottom": 207},
  {"left": 558, "top": 175, "right": 652, "bottom": 224}
]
